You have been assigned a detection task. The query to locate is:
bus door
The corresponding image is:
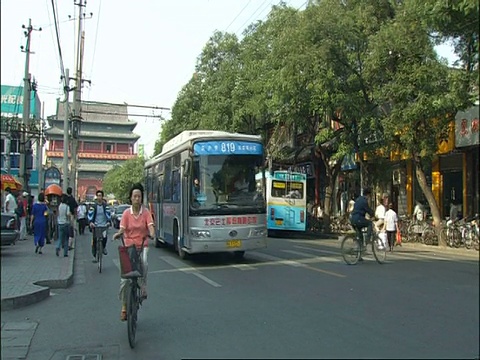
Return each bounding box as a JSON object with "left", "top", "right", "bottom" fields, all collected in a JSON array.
[
  {"left": 181, "top": 173, "right": 189, "bottom": 249},
  {"left": 157, "top": 175, "right": 164, "bottom": 239}
]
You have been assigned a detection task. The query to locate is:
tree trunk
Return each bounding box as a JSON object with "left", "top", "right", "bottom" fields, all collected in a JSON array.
[{"left": 413, "top": 154, "right": 446, "bottom": 247}]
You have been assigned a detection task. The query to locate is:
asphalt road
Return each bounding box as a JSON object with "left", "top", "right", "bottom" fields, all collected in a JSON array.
[{"left": 2, "top": 233, "right": 479, "bottom": 360}]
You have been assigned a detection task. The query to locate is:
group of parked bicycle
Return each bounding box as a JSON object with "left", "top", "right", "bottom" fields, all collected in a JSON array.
[
  {"left": 307, "top": 206, "right": 479, "bottom": 252},
  {"left": 398, "top": 214, "right": 479, "bottom": 251}
]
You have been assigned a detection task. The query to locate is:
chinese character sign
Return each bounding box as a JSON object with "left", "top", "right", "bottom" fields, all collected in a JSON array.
[{"left": 455, "top": 106, "right": 479, "bottom": 147}]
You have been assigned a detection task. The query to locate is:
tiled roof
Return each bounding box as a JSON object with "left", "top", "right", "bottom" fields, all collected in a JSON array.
[
  {"left": 56, "top": 101, "right": 132, "bottom": 123},
  {"left": 45, "top": 126, "right": 140, "bottom": 140}
]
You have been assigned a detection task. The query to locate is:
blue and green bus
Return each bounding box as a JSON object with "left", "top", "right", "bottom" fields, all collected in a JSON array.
[{"left": 257, "top": 170, "right": 307, "bottom": 232}]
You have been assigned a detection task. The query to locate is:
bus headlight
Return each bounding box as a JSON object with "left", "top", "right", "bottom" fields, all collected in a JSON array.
[
  {"left": 250, "top": 227, "right": 267, "bottom": 237},
  {"left": 190, "top": 229, "right": 211, "bottom": 238}
]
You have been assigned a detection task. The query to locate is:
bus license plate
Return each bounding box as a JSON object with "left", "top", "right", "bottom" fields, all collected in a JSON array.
[
  {"left": 275, "top": 220, "right": 283, "bottom": 225},
  {"left": 227, "top": 240, "right": 242, "bottom": 248}
]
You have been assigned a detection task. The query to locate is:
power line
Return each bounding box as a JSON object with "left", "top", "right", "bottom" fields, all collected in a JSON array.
[
  {"left": 235, "top": 0, "right": 272, "bottom": 35},
  {"left": 50, "top": 0, "right": 67, "bottom": 91},
  {"left": 88, "top": 0, "right": 102, "bottom": 83},
  {"left": 225, "top": 0, "right": 253, "bottom": 32},
  {"left": 81, "top": 100, "right": 170, "bottom": 111}
]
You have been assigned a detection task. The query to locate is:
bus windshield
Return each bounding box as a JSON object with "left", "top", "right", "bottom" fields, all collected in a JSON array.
[{"left": 191, "top": 154, "right": 265, "bottom": 215}]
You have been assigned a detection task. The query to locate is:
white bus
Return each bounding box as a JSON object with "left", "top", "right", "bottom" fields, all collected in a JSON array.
[{"left": 144, "top": 130, "right": 267, "bottom": 259}]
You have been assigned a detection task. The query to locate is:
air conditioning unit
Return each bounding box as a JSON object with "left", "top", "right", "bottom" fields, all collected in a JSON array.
[{"left": 392, "top": 169, "right": 402, "bottom": 185}]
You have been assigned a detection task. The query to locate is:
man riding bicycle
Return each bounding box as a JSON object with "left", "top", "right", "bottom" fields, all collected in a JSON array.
[
  {"left": 349, "top": 188, "right": 375, "bottom": 253},
  {"left": 88, "top": 190, "right": 112, "bottom": 262}
]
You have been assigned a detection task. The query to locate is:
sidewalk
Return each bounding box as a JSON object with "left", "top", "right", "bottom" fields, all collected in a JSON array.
[{"left": 0, "top": 231, "right": 81, "bottom": 311}]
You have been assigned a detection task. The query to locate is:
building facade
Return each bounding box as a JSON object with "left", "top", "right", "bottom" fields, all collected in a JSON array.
[
  {"left": 1, "top": 84, "right": 43, "bottom": 196},
  {"left": 45, "top": 100, "right": 140, "bottom": 201}
]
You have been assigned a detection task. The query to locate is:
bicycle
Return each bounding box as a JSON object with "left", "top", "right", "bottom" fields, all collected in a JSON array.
[
  {"left": 341, "top": 223, "right": 387, "bottom": 265},
  {"left": 93, "top": 226, "right": 108, "bottom": 273},
  {"left": 118, "top": 236, "right": 148, "bottom": 349}
]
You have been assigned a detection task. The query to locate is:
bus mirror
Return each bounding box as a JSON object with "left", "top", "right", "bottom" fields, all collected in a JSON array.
[{"left": 183, "top": 159, "right": 191, "bottom": 176}]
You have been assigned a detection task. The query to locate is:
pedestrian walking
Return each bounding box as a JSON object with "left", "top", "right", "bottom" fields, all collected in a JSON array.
[
  {"left": 30, "top": 193, "right": 49, "bottom": 254},
  {"left": 384, "top": 203, "right": 398, "bottom": 252},
  {"left": 17, "top": 192, "right": 29, "bottom": 240},
  {"left": 4, "top": 187, "right": 17, "bottom": 215},
  {"left": 66, "top": 187, "right": 78, "bottom": 250},
  {"left": 374, "top": 198, "right": 386, "bottom": 232},
  {"left": 27, "top": 195, "right": 34, "bottom": 234},
  {"left": 77, "top": 201, "right": 87, "bottom": 235},
  {"left": 56, "top": 194, "right": 72, "bottom": 257}
]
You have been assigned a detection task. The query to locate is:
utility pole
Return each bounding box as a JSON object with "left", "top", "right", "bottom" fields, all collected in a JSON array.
[
  {"left": 18, "top": 19, "right": 41, "bottom": 192},
  {"left": 37, "top": 101, "right": 45, "bottom": 191},
  {"left": 71, "top": 0, "right": 90, "bottom": 198},
  {"left": 62, "top": 68, "right": 71, "bottom": 193}
]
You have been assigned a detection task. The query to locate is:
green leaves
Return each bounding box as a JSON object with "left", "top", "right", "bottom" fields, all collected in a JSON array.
[{"left": 102, "top": 157, "right": 146, "bottom": 203}]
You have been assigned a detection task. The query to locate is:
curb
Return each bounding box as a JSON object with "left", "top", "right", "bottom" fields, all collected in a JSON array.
[
  {"left": 1, "top": 250, "right": 75, "bottom": 311},
  {"left": 1, "top": 287, "right": 50, "bottom": 311}
]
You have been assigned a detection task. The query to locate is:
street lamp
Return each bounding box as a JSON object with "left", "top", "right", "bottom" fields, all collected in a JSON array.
[
  {"left": 70, "top": 115, "right": 82, "bottom": 139},
  {"left": 70, "top": 114, "right": 82, "bottom": 197}
]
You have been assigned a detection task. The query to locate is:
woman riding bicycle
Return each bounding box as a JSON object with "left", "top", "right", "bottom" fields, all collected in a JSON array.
[{"left": 113, "top": 183, "right": 155, "bottom": 321}]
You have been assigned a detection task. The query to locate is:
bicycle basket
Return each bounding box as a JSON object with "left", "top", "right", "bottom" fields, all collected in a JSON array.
[
  {"left": 94, "top": 226, "right": 108, "bottom": 239},
  {"left": 118, "top": 245, "right": 143, "bottom": 278}
]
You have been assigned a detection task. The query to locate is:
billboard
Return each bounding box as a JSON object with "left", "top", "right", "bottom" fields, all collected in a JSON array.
[
  {"left": 1, "top": 85, "right": 41, "bottom": 119},
  {"left": 455, "top": 105, "right": 479, "bottom": 148}
]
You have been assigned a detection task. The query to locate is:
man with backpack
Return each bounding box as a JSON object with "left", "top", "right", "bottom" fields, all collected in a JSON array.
[{"left": 16, "top": 192, "right": 29, "bottom": 241}]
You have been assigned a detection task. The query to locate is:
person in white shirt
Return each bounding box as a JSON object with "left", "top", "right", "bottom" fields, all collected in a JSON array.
[
  {"left": 4, "top": 187, "right": 17, "bottom": 215},
  {"left": 384, "top": 203, "right": 398, "bottom": 252},
  {"left": 374, "top": 200, "right": 386, "bottom": 232},
  {"left": 413, "top": 201, "right": 425, "bottom": 222}
]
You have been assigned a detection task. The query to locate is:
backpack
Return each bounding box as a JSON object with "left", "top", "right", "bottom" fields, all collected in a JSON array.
[{"left": 15, "top": 201, "right": 24, "bottom": 217}]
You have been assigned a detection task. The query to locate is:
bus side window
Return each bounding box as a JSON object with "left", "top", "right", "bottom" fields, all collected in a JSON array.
[{"left": 172, "top": 170, "right": 180, "bottom": 203}]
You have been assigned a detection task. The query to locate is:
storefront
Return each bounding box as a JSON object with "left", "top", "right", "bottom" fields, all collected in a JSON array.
[{"left": 455, "top": 105, "right": 479, "bottom": 217}]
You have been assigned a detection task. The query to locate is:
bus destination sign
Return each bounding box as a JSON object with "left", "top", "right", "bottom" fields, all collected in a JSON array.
[{"left": 194, "top": 141, "right": 263, "bottom": 155}]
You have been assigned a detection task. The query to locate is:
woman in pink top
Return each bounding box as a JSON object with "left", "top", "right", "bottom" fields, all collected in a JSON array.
[{"left": 113, "top": 183, "right": 155, "bottom": 321}]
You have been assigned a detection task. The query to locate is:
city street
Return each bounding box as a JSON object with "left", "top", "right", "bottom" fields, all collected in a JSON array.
[{"left": 1, "top": 232, "right": 479, "bottom": 360}]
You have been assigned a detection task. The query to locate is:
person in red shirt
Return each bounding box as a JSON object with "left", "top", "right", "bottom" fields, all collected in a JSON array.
[{"left": 113, "top": 183, "right": 155, "bottom": 321}]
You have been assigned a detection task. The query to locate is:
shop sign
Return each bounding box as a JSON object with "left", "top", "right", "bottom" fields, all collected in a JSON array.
[{"left": 455, "top": 106, "right": 479, "bottom": 147}]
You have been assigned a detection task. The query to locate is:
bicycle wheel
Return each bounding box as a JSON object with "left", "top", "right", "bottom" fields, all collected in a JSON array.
[
  {"left": 97, "top": 238, "right": 103, "bottom": 273},
  {"left": 423, "top": 228, "right": 436, "bottom": 245},
  {"left": 341, "top": 235, "right": 361, "bottom": 265},
  {"left": 127, "top": 280, "right": 138, "bottom": 348},
  {"left": 372, "top": 234, "right": 387, "bottom": 264}
]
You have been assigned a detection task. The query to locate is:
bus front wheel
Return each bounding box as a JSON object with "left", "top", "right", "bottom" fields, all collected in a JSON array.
[
  {"left": 174, "top": 223, "right": 188, "bottom": 259},
  {"left": 233, "top": 251, "right": 245, "bottom": 260}
]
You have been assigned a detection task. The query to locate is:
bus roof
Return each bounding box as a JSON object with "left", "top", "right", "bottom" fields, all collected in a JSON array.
[{"left": 146, "top": 130, "right": 262, "bottom": 167}]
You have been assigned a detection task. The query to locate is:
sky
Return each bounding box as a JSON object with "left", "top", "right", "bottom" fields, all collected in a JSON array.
[{"left": 1, "top": 0, "right": 457, "bottom": 157}]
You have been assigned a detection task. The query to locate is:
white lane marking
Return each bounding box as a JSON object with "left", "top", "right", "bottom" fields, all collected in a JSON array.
[
  {"left": 282, "top": 246, "right": 341, "bottom": 262},
  {"left": 191, "top": 272, "right": 222, "bottom": 287},
  {"left": 159, "top": 256, "right": 222, "bottom": 287},
  {"left": 293, "top": 245, "right": 340, "bottom": 256},
  {"left": 248, "top": 251, "right": 304, "bottom": 267},
  {"left": 231, "top": 264, "right": 256, "bottom": 271},
  {"left": 112, "top": 258, "right": 121, "bottom": 272}
]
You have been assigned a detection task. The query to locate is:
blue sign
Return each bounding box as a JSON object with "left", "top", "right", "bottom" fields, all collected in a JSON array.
[
  {"left": 44, "top": 166, "right": 61, "bottom": 189},
  {"left": 193, "top": 141, "right": 263, "bottom": 155},
  {"left": 341, "top": 153, "right": 357, "bottom": 171},
  {"left": 1, "top": 85, "right": 41, "bottom": 118},
  {"left": 273, "top": 171, "right": 306, "bottom": 181}
]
